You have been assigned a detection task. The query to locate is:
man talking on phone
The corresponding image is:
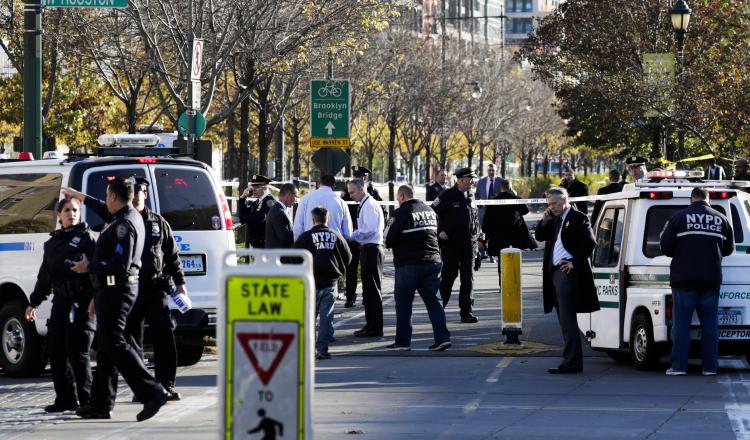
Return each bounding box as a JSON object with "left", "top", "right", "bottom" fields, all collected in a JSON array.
[{"left": 535, "top": 187, "right": 599, "bottom": 374}]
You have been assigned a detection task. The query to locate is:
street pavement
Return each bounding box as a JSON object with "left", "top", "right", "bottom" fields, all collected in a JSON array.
[{"left": 2, "top": 250, "right": 750, "bottom": 439}]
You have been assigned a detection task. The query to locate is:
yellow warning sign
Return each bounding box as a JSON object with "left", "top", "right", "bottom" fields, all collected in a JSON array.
[
  {"left": 224, "top": 276, "right": 307, "bottom": 440},
  {"left": 310, "top": 137, "right": 351, "bottom": 148}
]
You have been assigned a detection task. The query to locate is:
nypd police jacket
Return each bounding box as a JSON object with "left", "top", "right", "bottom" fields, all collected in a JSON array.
[
  {"left": 384, "top": 199, "right": 441, "bottom": 268},
  {"left": 660, "top": 200, "right": 734, "bottom": 289}
]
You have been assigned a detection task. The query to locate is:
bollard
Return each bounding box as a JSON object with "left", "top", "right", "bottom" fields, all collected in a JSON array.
[{"left": 501, "top": 247, "right": 523, "bottom": 345}]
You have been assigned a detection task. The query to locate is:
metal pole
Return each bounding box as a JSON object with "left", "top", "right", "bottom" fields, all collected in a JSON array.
[
  {"left": 186, "top": 0, "right": 195, "bottom": 157},
  {"left": 23, "top": 1, "right": 42, "bottom": 159},
  {"left": 676, "top": 30, "right": 685, "bottom": 161}
]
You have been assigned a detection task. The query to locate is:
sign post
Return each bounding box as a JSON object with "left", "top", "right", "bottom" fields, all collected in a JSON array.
[{"left": 219, "top": 249, "right": 315, "bottom": 440}]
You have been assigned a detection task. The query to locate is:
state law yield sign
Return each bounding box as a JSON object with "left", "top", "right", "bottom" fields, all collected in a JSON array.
[
  {"left": 310, "top": 79, "right": 351, "bottom": 148},
  {"left": 220, "top": 249, "right": 315, "bottom": 440}
]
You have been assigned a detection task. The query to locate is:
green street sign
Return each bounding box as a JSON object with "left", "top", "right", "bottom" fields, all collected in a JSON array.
[
  {"left": 178, "top": 111, "right": 206, "bottom": 137},
  {"left": 44, "top": 0, "right": 127, "bottom": 7},
  {"left": 310, "top": 79, "right": 350, "bottom": 148}
]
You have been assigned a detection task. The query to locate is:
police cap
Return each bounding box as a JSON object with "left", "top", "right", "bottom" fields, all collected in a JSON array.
[
  {"left": 352, "top": 166, "right": 372, "bottom": 177},
  {"left": 250, "top": 174, "right": 272, "bottom": 186},
  {"left": 454, "top": 167, "right": 477, "bottom": 179},
  {"left": 625, "top": 156, "right": 648, "bottom": 166},
  {"left": 133, "top": 177, "right": 149, "bottom": 193}
]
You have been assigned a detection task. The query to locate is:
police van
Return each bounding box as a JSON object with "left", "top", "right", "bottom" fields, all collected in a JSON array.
[
  {"left": 0, "top": 136, "right": 235, "bottom": 376},
  {"left": 581, "top": 171, "right": 750, "bottom": 369}
]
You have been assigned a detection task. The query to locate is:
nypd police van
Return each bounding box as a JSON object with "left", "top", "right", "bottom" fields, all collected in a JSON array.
[
  {"left": 581, "top": 171, "right": 750, "bottom": 369},
  {"left": 0, "top": 137, "right": 235, "bottom": 376}
]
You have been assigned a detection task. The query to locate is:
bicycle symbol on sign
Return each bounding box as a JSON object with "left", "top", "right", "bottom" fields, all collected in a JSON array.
[{"left": 317, "top": 82, "right": 342, "bottom": 98}]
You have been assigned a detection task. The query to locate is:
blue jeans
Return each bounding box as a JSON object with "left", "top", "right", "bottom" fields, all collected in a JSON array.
[
  {"left": 671, "top": 286, "right": 719, "bottom": 373},
  {"left": 394, "top": 263, "right": 450, "bottom": 347},
  {"left": 316, "top": 285, "right": 336, "bottom": 355}
]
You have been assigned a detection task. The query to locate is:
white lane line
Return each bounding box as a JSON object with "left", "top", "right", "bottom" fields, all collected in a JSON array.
[
  {"left": 486, "top": 357, "right": 514, "bottom": 383},
  {"left": 722, "top": 370, "right": 750, "bottom": 440}
]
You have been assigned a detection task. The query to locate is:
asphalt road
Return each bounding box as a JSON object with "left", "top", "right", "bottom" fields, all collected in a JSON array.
[{"left": 2, "top": 250, "right": 750, "bottom": 439}]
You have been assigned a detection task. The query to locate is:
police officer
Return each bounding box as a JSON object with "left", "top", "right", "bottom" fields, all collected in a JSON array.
[
  {"left": 432, "top": 167, "right": 482, "bottom": 323},
  {"left": 660, "top": 187, "right": 734, "bottom": 376},
  {"left": 68, "top": 177, "right": 168, "bottom": 421},
  {"left": 341, "top": 166, "right": 383, "bottom": 308},
  {"left": 67, "top": 179, "right": 187, "bottom": 401},
  {"left": 625, "top": 156, "right": 648, "bottom": 182},
  {"left": 25, "top": 197, "right": 96, "bottom": 413},
  {"left": 238, "top": 175, "right": 276, "bottom": 248},
  {"left": 426, "top": 169, "right": 447, "bottom": 202}
]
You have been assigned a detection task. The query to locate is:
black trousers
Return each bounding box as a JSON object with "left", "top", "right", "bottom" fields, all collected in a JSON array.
[
  {"left": 360, "top": 244, "right": 383, "bottom": 332},
  {"left": 90, "top": 282, "right": 164, "bottom": 410},
  {"left": 47, "top": 299, "right": 95, "bottom": 407},
  {"left": 552, "top": 269, "right": 583, "bottom": 370},
  {"left": 127, "top": 284, "right": 178, "bottom": 388},
  {"left": 345, "top": 241, "right": 360, "bottom": 303},
  {"left": 440, "top": 243, "right": 475, "bottom": 318}
]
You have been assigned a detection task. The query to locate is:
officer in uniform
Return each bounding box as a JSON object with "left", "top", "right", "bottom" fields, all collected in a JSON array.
[
  {"left": 625, "top": 156, "right": 648, "bottom": 182},
  {"left": 341, "top": 166, "right": 383, "bottom": 308},
  {"left": 66, "top": 179, "right": 187, "bottom": 401},
  {"left": 25, "top": 198, "right": 97, "bottom": 412},
  {"left": 69, "top": 177, "right": 168, "bottom": 422},
  {"left": 426, "top": 169, "right": 447, "bottom": 202},
  {"left": 238, "top": 175, "right": 276, "bottom": 248},
  {"left": 432, "top": 167, "right": 482, "bottom": 323}
]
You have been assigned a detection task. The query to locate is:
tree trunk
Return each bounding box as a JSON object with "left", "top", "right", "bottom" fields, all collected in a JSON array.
[
  {"left": 292, "top": 121, "right": 300, "bottom": 186},
  {"left": 387, "top": 112, "right": 397, "bottom": 211},
  {"left": 239, "top": 98, "right": 250, "bottom": 190},
  {"left": 258, "top": 104, "right": 269, "bottom": 176},
  {"left": 225, "top": 110, "right": 236, "bottom": 184}
]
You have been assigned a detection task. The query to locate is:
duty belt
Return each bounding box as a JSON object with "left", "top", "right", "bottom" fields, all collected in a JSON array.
[{"left": 90, "top": 274, "right": 139, "bottom": 288}]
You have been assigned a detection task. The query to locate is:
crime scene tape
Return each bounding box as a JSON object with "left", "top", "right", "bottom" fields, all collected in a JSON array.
[{"left": 340, "top": 192, "right": 636, "bottom": 207}]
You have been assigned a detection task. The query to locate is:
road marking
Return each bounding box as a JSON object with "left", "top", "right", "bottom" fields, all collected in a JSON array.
[
  {"left": 486, "top": 357, "right": 514, "bottom": 383},
  {"left": 722, "top": 371, "right": 750, "bottom": 440},
  {"left": 334, "top": 294, "right": 395, "bottom": 329}
]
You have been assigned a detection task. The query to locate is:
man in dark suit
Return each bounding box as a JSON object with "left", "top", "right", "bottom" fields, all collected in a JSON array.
[
  {"left": 238, "top": 175, "right": 276, "bottom": 248},
  {"left": 426, "top": 169, "right": 447, "bottom": 202},
  {"left": 590, "top": 169, "right": 623, "bottom": 226},
  {"left": 560, "top": 168, "right": 589, "bottom": 214},
  {"left": 474, "top": 163, "right": 502, "bottom": 226},
  {"left": 535, "top": 187, "right": 599, "bottom": 374},
  {"left": 265, "top": 183, "right": 298, "bottom": 249}
]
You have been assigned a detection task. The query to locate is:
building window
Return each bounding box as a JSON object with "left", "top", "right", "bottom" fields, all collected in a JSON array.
[
  {"left": 505, "top": 0, "right": 533, "bottom": 13},
  {"left": 507, "top": 18, "right": 533, "bottom": 34}
]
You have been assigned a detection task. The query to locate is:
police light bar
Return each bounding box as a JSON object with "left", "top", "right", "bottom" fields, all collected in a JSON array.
[
  {"left": 648, "top": 170, "right": 703, "bottom": 179},
  {"left": 709, "top": 191, "right": 736, "bottom": 200},
  {"left": 17, "top": 152, "right": 34, "bottom": 160},
  {"left": 97, "top": 134, "right": 160, "bottom": 147},
  {"left": 640, "top": 191, "right": 673, "bottom": 200},
  {"left": 42, "top": 151, "right": 60, "bottom": 159}
]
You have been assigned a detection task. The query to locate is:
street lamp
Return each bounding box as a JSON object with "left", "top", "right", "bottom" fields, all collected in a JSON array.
[{"left": 670, "top": 0, "right": 691, "bottom": 160}]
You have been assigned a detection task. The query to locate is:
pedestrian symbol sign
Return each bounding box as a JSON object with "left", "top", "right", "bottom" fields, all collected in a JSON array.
[
  {"left": 310, "top": 79, "right": 351, "bottom": 148},
  {"left": 220, "top": 250, "right": 315, "bottom": 440}
]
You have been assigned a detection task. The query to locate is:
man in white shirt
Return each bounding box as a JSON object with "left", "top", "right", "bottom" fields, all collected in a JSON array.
[
  {"left": 293, "top": 174, "right": 352, "bottom": 241},
  {"left": 347, "top": 179, "right": 384, "bottom": 338}
]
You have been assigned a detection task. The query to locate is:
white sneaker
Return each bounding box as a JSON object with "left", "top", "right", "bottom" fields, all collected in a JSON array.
[
  {"left": 666, "top": 368, "right": 686, "bottom": 376},
  {"left": 702, "top": 371, "right": 717, "bottom": 376}
]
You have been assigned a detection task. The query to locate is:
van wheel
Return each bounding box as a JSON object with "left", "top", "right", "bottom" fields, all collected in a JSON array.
[
  {"left": 0, "top": 301, "right": 46, "bottom": 377},
  {"left": 630, "top": 313, "right": 661, "bottom": 370},
  {"left": 176, "top": 338, "right": 205, "bottom": 367}
]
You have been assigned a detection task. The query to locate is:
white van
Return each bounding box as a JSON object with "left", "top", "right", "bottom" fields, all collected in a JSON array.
[
  {"left": 582, "top": 176, "right": 750, "bottom": 369},
  {"left": 0, "top": 148, "right": 235, "bottom": 376}
]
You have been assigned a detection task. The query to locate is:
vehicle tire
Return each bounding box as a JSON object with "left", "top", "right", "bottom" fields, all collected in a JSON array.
[
  {"left": 630, "top": 313, "right": 661, "bottom": 370},
  {"left": 605, "top": 350, "right": 631, "bottom": 363},
  {"left": 0, "top": 301, "right": 46, "bottom": 377},
  {"left": 176, "top": 338, "right": 205, "bottom": 367}
]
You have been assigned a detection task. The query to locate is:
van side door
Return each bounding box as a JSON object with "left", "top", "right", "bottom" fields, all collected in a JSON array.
[{"left": 579, "top": 204, "right": 626, "bottom": 349}]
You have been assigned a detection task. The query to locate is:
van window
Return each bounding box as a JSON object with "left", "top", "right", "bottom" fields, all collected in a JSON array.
[
  {"left": 84, "top": 168, "right": 152, "bottom": 228},
  {"left": 153, "top": 167, "right": 220, "bottom": 231},
  {"left": 731, "top": 204, "right": 744, "bottom": 243},
  {"left": 643, "top": 206, "right": 685, "bottom": 258},
  {"left": 593, "top": 207, "right": 624, "bottom": 267},
  {"left": 643, "top": 204, "right": 732, "bottom": 258},
  {"left": 0, "top": 173, "right": 62, "bottom": 234}
]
